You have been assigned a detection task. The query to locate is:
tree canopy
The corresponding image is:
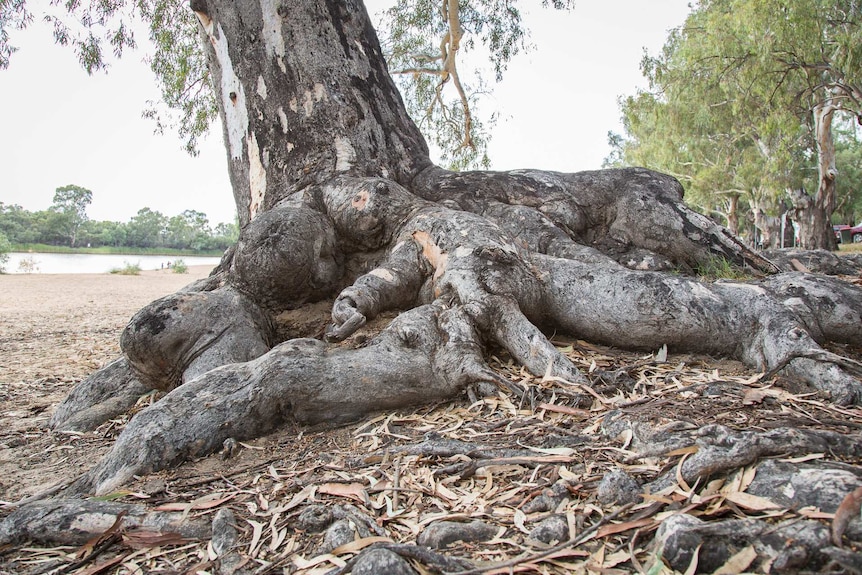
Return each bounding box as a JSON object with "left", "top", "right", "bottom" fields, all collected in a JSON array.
[
  {"left": 50, "top": 184, "right": 93, "bottom": 247},
  {"left": 609, "top": 0, "right": 862, "bottom": 248},
  {"left": 0, "top": 0, "right": 574, "bottom": 167}
]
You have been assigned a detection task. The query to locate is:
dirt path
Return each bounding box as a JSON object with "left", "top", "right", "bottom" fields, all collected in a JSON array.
[{"left": 0, "top": 267, "right": 214, "bottom": 386}]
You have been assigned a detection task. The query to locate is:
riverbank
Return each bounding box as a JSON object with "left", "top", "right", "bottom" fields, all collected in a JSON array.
[
  {"left": 3, "top": 252, "right": 223, "bottom": 274},
  {"left": 11, "top": 243, "right": 225, "bottom": 256},
  {"left": 0, "top": 266, "right": 215, "bottom": 386}
]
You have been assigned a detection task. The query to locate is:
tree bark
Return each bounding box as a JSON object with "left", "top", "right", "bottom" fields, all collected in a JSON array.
[
  {"left": 792, "top": 100, "right": 839, "bottom": 250},
  {"left": 46, "top": 0, "right": 862, "bottom": 497},
  {"left": 191, "top": 0, "right": 429, "bottom": 228}
]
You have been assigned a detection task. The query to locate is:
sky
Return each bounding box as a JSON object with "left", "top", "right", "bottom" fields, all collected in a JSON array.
[{"left": 0, "top": 0, "right": 692, "bottom": 225}]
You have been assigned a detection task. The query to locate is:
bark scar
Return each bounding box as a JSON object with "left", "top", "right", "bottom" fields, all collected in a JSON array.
[
  {"left": 413, "top": 230, "right": 448, "bottom": 285},
  {"left": 352, "top": 190, "right": 369, "bottom": 210}
]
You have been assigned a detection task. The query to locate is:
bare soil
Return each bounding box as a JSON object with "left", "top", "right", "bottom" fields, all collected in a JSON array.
[
  {"left": 1, "top": 268, "right": 860, "bottom": 574},
  {"left": 0, "top": 267, "right": 216, "bottom": 499}
]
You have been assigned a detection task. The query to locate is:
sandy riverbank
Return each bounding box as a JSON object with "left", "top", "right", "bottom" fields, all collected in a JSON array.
[{"left": 0, "top": 266, "right": 215, "bottom": 386}]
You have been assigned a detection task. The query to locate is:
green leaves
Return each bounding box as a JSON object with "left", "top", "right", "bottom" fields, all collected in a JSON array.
[
  {"left": 378, "top": 0, "right": 573, "bottom": 170},
  {"left": 612, "top": 0, "right": 862, "bottom": 234},
  {"left": 0, "top": 231, "right": 11, "bottom": 273},
  {"left": 51, "top": 185, "right": 93, "bottom": 247},
  {"left": 141, "top": 0, "right": 216, "bottom": 155},
  {"left": 0, "top": 0, "right": 32, "bottom": 68},
  {"left": 2, "top": 1, "right": 579, "bottom": 166}
]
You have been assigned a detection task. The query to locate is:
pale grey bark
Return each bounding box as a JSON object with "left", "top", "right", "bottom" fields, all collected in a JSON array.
[
  {"left": 49, "top": 357, "right": 148, "bottom": 432},
  {"left": 0, "top": 499, "right": 211, "bottom": 546},
  {"left": 44, "top": 0, "right": 862, "bottom": 500}
]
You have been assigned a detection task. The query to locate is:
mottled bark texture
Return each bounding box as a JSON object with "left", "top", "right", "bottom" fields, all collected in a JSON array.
[
  {"left": 0, "top": 499, "right": 211, "bottom": 547},
  {"left": 49, "top": 0, "right": 862, "bottom": 496}
]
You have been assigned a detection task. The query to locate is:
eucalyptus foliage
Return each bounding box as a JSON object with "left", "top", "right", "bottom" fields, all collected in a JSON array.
[
  {"left": 0, "top": 231, "right": 11, "bottom": 273},
  {"left": 51, "top": 184, "right": 93, "bottom": 247},
  {"left": 0, "top": 200, "right": 238, "bottom": 252},
  {"left": 834, "top": 122, "right": 862, "bottom": 224},
  {"left": 610, "top": 0, "right": 862, "bottom": 245},
  {"left": 377, "top": 0, "right": 573, "bottom": 168},
  {"left": 0, "top": 0, "right": 573, "bottom": 168}
]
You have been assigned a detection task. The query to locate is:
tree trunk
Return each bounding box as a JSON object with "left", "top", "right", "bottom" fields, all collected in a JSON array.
[
  {"left": 46, "top": 0, "right": 862, "bottom": 497},
  {"left": 724, "top": 193, "right": 739, "bottom": 237},
  {"left": 793, "top": 101, "right": 839, "bottom": 250},
  {"left": 752, "top": 207, "right": 781, "bottom": 249},
  {"left": 191, "top": 0, "right": 429, "bottom": 229}
]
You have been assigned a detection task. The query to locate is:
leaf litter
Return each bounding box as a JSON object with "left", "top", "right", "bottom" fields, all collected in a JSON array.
[{"left": 1, "top": 277, "right": 861, "bottom": 574}]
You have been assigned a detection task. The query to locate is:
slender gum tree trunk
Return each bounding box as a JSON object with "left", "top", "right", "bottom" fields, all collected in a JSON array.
[{"left": 792, "top": 100, "right": 839, "bottom": 250}]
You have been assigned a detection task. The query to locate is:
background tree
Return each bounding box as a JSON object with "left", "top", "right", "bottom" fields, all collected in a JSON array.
[
  {"left": 125, "top": 207, "right": 167, "bottom": 248},
  {"left": 50, "top": 184, "right": 93, "bottom": 247},
  {"left": 610, "top": 0, "right": 862, "bottom": 249},
  {"left": 834, "top": 121, "right": 862, "bottom": 226},
  {"left": 0, "top": 231, "right": 10, "bottom": 272},
  {"left": 165, "top": 209, "right": 210, "bottom": 250},
  {"left": 80, "top": 219, "right": 129, "bottom": 248},
  {"left": 209, "top": 219, "right": 239, "bottom": 250},
  {"left": 0, "top": 202, "right": 39, "bottom": 244},
  {"left": 0, "top": 199, "right": 234, "bottom": 250}
]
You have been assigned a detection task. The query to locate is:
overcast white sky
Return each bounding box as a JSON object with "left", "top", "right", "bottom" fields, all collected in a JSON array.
[{"left": 0, "top": 0, "right": 691, "bottom": 225}]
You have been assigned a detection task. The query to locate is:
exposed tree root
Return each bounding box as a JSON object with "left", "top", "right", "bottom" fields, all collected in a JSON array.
[
  {"left": 639, "top": 424, "right": 862, "bottom": 493},
  {"left": 0, "top": 499, "right": 210, "bottom": 547},
  {"left": 45, "top": 173, "right": 862, "bottom": 497},
  {"left": 49, "top": 357, "right": 148, "bottom": 432},
  {"left": 66, "top": 303, "right": 490, "bottom": 496}
]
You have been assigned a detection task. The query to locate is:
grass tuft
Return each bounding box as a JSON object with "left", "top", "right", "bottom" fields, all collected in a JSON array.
[
  {"left": 696, "top": 254, "right": 752, "bottom": 282},
  {"left": 110, "top": 261, "right": 142, "bottom": 275},
  {"left": 171, "top": 259, "right": 188, "bottom": 274}
]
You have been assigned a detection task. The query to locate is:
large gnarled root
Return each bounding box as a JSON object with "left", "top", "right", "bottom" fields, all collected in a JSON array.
[
  {"left": 66, "top": 304, "right": 488, "bottom": 495},
  {"left": 121, "top": 287, "right": 274, "bottom": 391},
  {"left": 322, "top": 176, "right": 584, "bottom": 384},
  {"left": 536, "top": 254, "right": 862, "bottom": 404},
  {"left": 50, "top": 174, "right": 862, "bottom": 497},
  {"left": 49, "top": 357, "right": 150, "bottom": 432},
  {"left": 412, "top": 166, "right": 778, "bottom": 273},
  {"left": 229, "top": 205, "right": 343, "bottom": 310}
]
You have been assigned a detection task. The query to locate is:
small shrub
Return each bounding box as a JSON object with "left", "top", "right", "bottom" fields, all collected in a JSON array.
[
  {"left": 110, "top": 261, "right": 141, "bottom": 275},
  {"left": 0, "top": 232, "right": 10, "bottom": 273},
  {"left": 17, "top": 255, "right": 40, "bottom": 274},
  {"left": 172, "top": 259, "right": 188, "bottom": 274}
]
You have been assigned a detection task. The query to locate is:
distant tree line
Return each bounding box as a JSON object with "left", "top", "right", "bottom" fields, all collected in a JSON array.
[{"left": 0, "top": 185, "right": 238, "bottom": 253}]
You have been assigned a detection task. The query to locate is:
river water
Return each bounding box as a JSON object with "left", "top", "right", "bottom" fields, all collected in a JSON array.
[{"left": 4, "top": 252, "right": 222, "bottom": 274}]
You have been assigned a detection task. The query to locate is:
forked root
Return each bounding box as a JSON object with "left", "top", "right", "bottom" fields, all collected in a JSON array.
[{"left": 64, "top": 303, "right": 523, "bottom": 495}]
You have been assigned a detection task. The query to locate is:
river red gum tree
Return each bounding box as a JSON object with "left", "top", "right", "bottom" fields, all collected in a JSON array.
[{"left": 48, "top": 0, "right": 862, "bottom": 496}]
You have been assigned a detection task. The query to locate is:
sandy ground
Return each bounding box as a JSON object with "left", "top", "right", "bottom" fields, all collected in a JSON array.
[
  {"left": 0, "top": 266, "right": 214, "bottom": 386},
  {"left": 0, "top": 266, "right": 215, "bottom": 499}
]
